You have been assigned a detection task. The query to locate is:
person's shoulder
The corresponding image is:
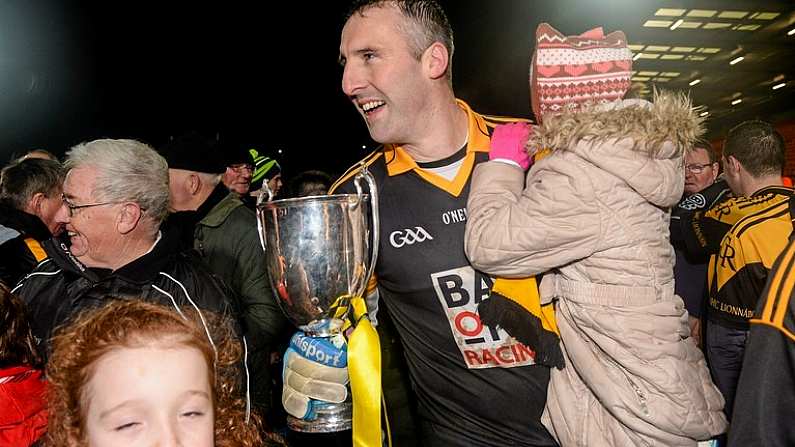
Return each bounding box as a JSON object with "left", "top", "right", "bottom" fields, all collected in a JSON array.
[
  {"left": 11, "top": 255, "right": 63, "bottom": 305},
  {"left": 478, "top": 113, "right": 532, "bottom": 138},
  {"left": 706, "top": 191, "right": 786, "bottom": 227},
  {"left": 19, "top": 240, "right": 66, "bottom": 278},
  {"left": 329, "top": 149, "right": 387, "bottom": 194},
  {"left": 769, "top": 185, "right": 795, "bottom": 196},
  {"left": 677, "top": 179, "right": 732, "bottom": 213},
  {"left": 479, "top": 113, "right": 531, "bottom": 126},
  {"left": 223, "top": 199, "right": 256, "bottom": 226},
  {"left": 166, "top": 247, "right": 215, "bottom": 276},
  {"left": 201, "top": 193, "right": 249, "bottom": 227},
  {"left": 220, "top": 205, "right": 262, "bottom": 249},
  {"left": 0, "top": 205, "right": 50, "bottom": 240},
  {"left": 156, "top": 250, "right": 232, "bottom": 307}
]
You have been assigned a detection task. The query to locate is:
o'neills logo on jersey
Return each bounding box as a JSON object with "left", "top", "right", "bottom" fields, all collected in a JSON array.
[
  {"left": 441, "top": 207, "right": 468, "bottom": 225},
  {"left": 430, "top": 266, "right": 536, "bottom": 369},
  {"left": 389, "top": 227, "right": 433, "bottom": 248}
]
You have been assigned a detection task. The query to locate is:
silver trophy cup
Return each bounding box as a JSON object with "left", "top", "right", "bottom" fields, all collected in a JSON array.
[{"left": 256, "top": 167, "right": 379, "bottom": 433}]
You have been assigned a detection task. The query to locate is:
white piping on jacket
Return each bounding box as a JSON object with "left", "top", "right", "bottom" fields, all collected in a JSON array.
[{"left": 156, "top": 271, "right": 251, "bottom": 422}]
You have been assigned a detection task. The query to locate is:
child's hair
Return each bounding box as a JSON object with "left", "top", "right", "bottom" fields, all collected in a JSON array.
[
  {"left": 0, "top": 282, "right": 41, "bottom": 368},
  {"left": 45, "top": 299, "right": 262, "bottom": 447}
]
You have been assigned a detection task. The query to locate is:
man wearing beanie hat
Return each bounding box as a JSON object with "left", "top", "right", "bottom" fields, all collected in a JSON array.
[
  {"left": 221, "top": 146, "right": 255, "bottom": 197},
  {"left": 465, "top": 23, "right": 726, "bottom": 446},
  {"left": 248, "top": 149, "right": 283, "bottom": 200},
  {"left": 160, "top": 132, "right": 286, "bottom": 427}
]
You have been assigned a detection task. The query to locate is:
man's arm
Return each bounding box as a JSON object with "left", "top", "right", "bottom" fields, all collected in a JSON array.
[
  {"left": 670, "top": 179, "right": 733, "bottom": 259},
  {"left": 729, "top": 239, "right": 795, "bottom": 446},
  {"left": 465, "top": 157, "right": 600, "bottom": 278},
  {"left": 11, "top": 258, "right": 62, "bottom": 359}
]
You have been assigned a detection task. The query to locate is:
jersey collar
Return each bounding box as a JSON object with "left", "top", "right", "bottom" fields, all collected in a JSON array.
[{"left": 383, "top": 100, "right": 490, "bottom": 197}]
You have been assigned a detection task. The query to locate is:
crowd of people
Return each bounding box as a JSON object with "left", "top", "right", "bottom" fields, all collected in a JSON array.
[
  {"left": 1, "top": 0, "right": 793, "bottom": 446},
  {"left": 0, "top": 134, "right": 333, "bottom": 446}
]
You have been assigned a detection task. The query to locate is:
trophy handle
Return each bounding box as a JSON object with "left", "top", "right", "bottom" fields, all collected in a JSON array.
[
  {"left": 257, "top": 182, "right": 275, "bottom": 204},
  {"left": 255, "top": 184, "right": 274, "bottom": 252},
  {"left": 353, "top": 164, "right": 379, "bottom": 291}
]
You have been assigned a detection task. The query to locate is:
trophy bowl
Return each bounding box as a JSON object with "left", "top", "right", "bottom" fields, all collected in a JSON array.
[{"left": 257, "top": 193, "right": 372, "bottom": 337}]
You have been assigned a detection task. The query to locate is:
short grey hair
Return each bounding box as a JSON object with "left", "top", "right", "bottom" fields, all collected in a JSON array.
[{"left": 64, "top": 139, "right": 170, "bottom": 226}]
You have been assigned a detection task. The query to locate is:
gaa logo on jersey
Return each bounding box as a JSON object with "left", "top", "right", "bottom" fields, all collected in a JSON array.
[
  {"left": 430, "top": 266, "right": 536, "bottom": 369},
  {"left": 389, "top": 226, "right": 434, "bottom": 248}
]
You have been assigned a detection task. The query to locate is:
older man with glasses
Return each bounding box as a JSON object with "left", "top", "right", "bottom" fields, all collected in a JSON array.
[
  {"left": 12, "top": 139, "right": 243, "bottom": 366},
  {"left": 671, "top": 140, "right": 731, "bottom": 348},
  {"left": 221, "top": 147, "right": 255, "bottom": 196},
  {"left": 684, "top": 142, "right": 721, "bottom": 196}
]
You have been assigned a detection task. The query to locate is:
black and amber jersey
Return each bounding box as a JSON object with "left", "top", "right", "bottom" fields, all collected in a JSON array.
[
  {"left": 330, "top": 100, "right": 555, "bottom": 446},
  {"left": 728, "top": 236, "right": 795, "bottom": 446},
  {"left": 699, "top": 186, "right": 795, "bottom": 329}
]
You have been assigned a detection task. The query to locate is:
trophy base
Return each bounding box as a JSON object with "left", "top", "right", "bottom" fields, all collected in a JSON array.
[{"left": 287, "top": 401, "right": 352, "bottom": 433}]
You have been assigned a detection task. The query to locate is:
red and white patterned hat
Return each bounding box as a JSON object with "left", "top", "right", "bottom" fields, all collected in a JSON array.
[{"left": 530, "top": 23, "right": 633, "bottom": 121}]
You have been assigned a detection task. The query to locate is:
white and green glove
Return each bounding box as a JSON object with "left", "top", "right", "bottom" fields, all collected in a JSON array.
[{"left": 282, "top": 331, "right": 349, "bottom": 420}]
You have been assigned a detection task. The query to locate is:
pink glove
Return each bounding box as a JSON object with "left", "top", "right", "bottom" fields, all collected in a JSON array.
[{"left": 489, "top": 122, "right": 532, "bottom": 170}]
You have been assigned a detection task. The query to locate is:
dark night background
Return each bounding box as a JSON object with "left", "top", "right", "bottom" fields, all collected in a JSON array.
[
  {"left": 0, "top": 1, "right": 553, "bottom": 177},
  {"left": 1, "top": 1, "right": 793, "bottom": 178}
]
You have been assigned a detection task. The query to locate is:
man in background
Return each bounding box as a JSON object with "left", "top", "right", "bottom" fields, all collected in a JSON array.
[
  {"left": 222, "top": 146, "right": 254, "bottom": 197},
  {"left": 676, "top": 120, "right": 791, "bottom": 420},
  {"left": 671, "top": 139, "right": 729, "bottom": 346},
  {"left": 0, "top": 158, "right": 63, "bottom": 285},
  {"left": 19, "top": 149, "right": 58, "bottom": 162},
  {"left": 249, "top": 150, "right": 283, "bottom": 198},
  {"left": 289, "top": 170, "right": 332, "bottom": 197},
  {"left": 161, "top": 134, "right": 286, "bottom": 425},
  {"left": 13, "top": 139, "right": 239, "bottom": 360}
]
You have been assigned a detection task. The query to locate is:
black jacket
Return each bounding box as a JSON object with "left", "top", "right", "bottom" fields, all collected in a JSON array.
[
  {"left": 0, "top": 201, "right": 51, "bottom": 287},
  {"left": 13, "top": 229, "right": 242, "bottom": 355},
  {"left": 669, "top": 180, "right": 732, "bottom": 318}
]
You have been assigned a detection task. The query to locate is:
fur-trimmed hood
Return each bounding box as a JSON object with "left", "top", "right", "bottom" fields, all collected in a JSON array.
[
  {"left": 529, "top": 90, "right": 704, "bottom": 156},
  {"left": 528, "top": 90, "right": 703, "bottom": 207}
]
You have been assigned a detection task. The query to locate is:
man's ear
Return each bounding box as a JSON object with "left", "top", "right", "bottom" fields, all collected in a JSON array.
[
  {"left": 726, "top": 155, "right": 741, "bottom": 174},
  {"left": 188, "top": 173, "right": 201, "bottom": 196},
  {"left": 423, "top": 42, "right": 449, "bottom": 80},
  {"left": 117, "top": 203, "right": 143, "bottom": 234},
  {"left": 26, "top": 192, "right": 46, "bottom": 215},
  {"left": 711, "top": 162, "right": 720, "bottom": 182}
]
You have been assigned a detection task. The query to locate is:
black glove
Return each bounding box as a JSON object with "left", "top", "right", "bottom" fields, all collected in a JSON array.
[{"left": 478, "top": 292, "right": 565, "bottom": 369}]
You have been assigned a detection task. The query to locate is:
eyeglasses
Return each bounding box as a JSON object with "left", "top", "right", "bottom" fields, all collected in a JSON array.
[
  {"left": 61, "top": 193, "right": 119, "bottom": 217},
  {"left": 685, "top": 163, "right": 714, "bottom": 174}
]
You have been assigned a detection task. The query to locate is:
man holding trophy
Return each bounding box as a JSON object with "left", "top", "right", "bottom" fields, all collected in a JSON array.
[{"left": 262, "top": 1, "right": 557, "bottom": 446}]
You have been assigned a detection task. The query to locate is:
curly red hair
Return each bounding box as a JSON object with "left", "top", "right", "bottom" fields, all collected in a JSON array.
[{"left": 45, "top": 300, "right": 262, "bottom": 447}]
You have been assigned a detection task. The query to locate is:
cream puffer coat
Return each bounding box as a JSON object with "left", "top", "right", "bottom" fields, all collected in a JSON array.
[{"left": 465, "top": 92, "right": 727, "bottom": 446}]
